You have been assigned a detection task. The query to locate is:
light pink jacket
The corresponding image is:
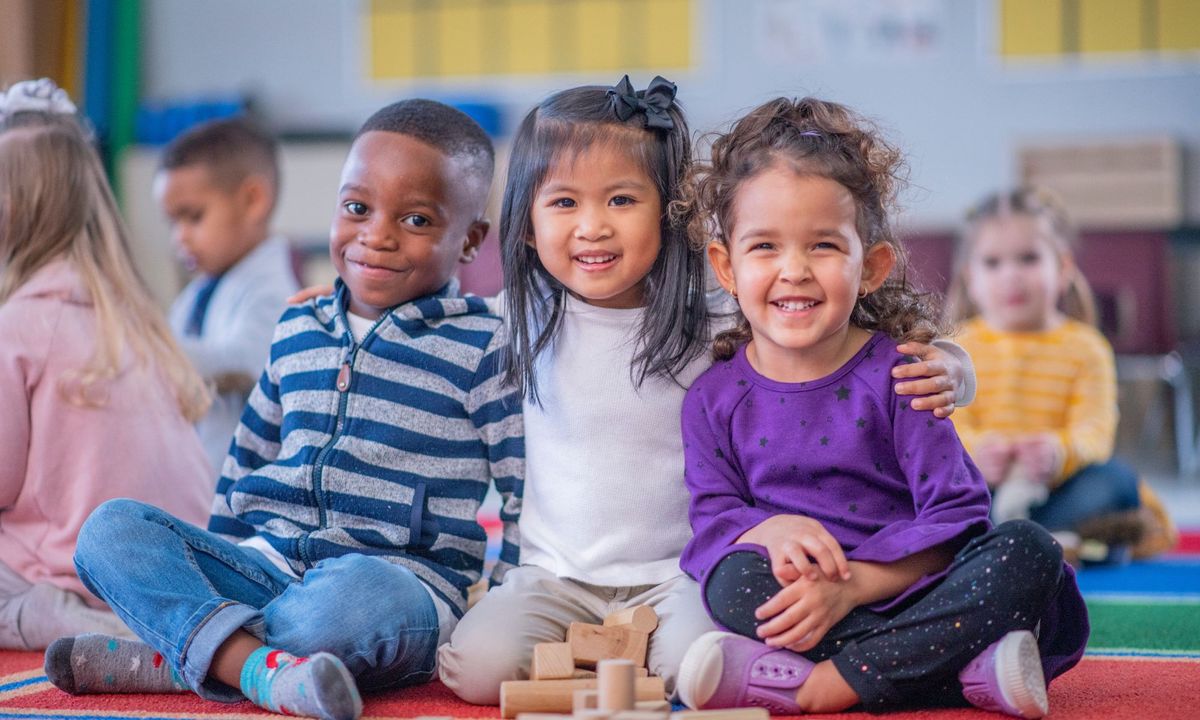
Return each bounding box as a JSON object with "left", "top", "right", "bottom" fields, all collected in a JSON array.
[{"left": 0, "top": 261, "right": 212, "bottom": 605}]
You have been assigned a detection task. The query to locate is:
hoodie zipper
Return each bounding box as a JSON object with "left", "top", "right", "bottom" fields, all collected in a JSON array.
[{"left": 300, "top": 310, "right": 389, "bottom": 565}]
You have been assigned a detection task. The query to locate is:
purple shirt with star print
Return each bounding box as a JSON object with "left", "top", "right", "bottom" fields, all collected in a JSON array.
[
  {"left": 681, "top": 332, "right": 992, "bottom": 601},
  {"left": 680, "top": 332, "right": 1090, "bottom": 680}
]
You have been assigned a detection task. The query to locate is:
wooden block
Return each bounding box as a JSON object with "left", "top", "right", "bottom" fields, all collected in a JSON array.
[
  {"left": 572, "top": 668, "right": 598, "bottom": 679},
  {"left": 573, "top": 689, "right": 599, "bottom": 711},
  {"left": 634, "top": 700, "right": 671, "bottom": 712},
  {"left": 500, "top": 677, "right": 666, "bottom": 718},
  {"left": 670, "top": 710, "right": 770, "bottom": 720},
  {"left": 598, "top": 659, "right": 636, "bottom": 712},
  {"left": 603, "top": 605, "right": 659, "bottom": 634},
  {"left": 613, "top": 712, "right": 671, "bottom": 720},
  {"left": 532, "top": 642, "right": 575, "bottom": 680},
  {"left": 567, "top": 622, "right": 649, "bottom": 668}
]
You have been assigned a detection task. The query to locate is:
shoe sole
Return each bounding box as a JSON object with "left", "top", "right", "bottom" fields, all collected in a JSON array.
[
  {"left": 676, "top": 631, "right": 731, "bottom": 710},
  {"left": 993, "top": 631, "right": 1049, "bottom": 719}
]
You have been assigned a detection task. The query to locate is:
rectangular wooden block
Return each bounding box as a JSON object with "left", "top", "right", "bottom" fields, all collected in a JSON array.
[
  {"left": 500, "top": 677, "right": 666, "bottom": 718},
  {"left": 613, "top": 712, "right": 671, "bottom": 720},
  {"left": 603, "top": 605, "right": 659, "bottom": 634},
  {"left": 634, "top": 700, "right": 671, "bottom": 712},
  {"left": 567, "top": 622, "right": 649, "bottom": 668},
  {"left": 670, "top": 710, "right": 770, "bottom": 720},
  {"left": 531, "top": 641, "right": 575, "bottom": 680}
]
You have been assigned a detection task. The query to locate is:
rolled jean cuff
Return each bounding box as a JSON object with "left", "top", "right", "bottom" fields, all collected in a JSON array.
[{"left": 180, "top": 600, "right": 262, "bottom": 702}]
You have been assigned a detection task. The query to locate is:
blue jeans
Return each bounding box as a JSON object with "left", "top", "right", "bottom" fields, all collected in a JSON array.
[
  {"left": 74, "top": 499, "right": 440, "bottom": 702},
  {"left": 1029, "top": 459, "right": 1141, "bottom": 531}
]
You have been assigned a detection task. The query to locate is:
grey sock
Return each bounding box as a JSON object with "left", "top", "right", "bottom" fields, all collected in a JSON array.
[
  {"left": 44, "top": 634, "right": 187, "bottom": 694},
  {"left": 239, "top": 647, "right": 362, "bottom": 720}
]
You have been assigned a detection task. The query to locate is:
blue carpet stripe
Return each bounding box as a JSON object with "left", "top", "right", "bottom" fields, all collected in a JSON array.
[
  {"left": 1075, "top": 558, "right": 1200, "bottom": 597},
  {"left": 0, "top": 675, "right": 43, "bottom": 694}
]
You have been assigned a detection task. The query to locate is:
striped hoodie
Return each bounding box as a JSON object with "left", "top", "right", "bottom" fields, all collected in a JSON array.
[{"left": 208, "top": 280, "right": 522, "bottom": 617}]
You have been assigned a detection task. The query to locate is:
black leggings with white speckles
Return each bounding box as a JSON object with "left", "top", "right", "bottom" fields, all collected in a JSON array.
[{"left": 703, "top": 519, "right": 1066, "bottom": 709}]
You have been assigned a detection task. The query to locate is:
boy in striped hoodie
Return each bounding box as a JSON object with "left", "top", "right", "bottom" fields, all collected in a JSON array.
[{"left": 44, "top": 100, "right": 522, "bottom": 720}]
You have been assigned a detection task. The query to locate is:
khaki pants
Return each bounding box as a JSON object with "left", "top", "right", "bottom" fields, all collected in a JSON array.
[
  {"left": 0, "top": 558, "right": 132, "bottom": 650},
  {"left": 438, "top": 565, "right": 716, "bottom": 704}
]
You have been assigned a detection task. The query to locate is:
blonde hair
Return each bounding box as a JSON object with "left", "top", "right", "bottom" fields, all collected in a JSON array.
[
  {"left": 0, "top": 111, "right": 210, "bottom": 421},
  {"left": 946, "top": 185, "right": 1096, "bottom": 326}
]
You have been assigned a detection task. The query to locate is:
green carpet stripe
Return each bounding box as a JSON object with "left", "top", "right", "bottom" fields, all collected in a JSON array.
[{"left": 1085, "top": 599, "right": 1200, "bottom": 652}]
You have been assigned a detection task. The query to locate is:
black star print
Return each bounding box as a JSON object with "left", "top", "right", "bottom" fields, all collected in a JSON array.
[
  {"left": 759, "top": 437, "right": 768, "bottom": 447},
  {"left": 856, "top": 417, "right": 866, "bottom": 428},
  {"left": 865, "top": 348, "right": 875, "bottom": 359},
  {"left": 927, "top": 419, "right": 935, "bottom": 428},
  {"left": 737, "top": 379, "right": 747, "bottom": 387},
  {"left": 919, "top": 472, "right": 929, "bottom": 482},
  {"left": 779, "top": 397, "right": 786, "bottom": 404},
  {"left": 820, "top": 436, "right": 830, "bottom": 446},
  {"left": 899, "top": 401, "right": 908, "bottom": 411},
  {"left": 800, "top": 420, "right": 807, "bottom": 427},
  {"left": 874, "top": 461, "right": 884, "bottom": 473},
  {"left": 849, "top": 503, "right": 858, "bottom": 513},
  {"left": 835, "top": 385, "right": 850, "bottom": 401},
  {"left": 745, "top": 399, "right": 754, "bottom": 408},
  {"left": 714, "top": 448, "right": 724, "bottom": 459}
]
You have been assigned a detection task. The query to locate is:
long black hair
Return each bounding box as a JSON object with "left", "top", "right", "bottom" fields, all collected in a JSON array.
[{"left": 500, "top": 80, "right": 708, "bottom": 403}]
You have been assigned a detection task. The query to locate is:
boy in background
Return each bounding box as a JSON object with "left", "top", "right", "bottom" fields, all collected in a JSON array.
[
  {"left": 156, "top": 117, "right": 300, "bottom": 476},
  {"left": 45, "top": 100, "right": 522, "bottom": 720}
]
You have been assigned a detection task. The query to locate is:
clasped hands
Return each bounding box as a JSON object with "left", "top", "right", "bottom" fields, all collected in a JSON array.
[{"left": 738, "top": 514, "right": 858, "bottom": 654}]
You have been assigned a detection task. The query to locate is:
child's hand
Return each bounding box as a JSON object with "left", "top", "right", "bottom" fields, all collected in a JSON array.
[
  {"left": 738, "top": 515, "right": 851, "bottom": 586},
  {"left": 287, "top": 284, "right": 334, "bottom": 305},
  {"left": 1013, "top": 434, "right": 1061, "bottom": 484},
  {"left": 893, "top": 342, "right": 963, "bottom": 418},
  {"left": 754, "top": 573, "right": 855, "bottom": 652},
  {"left": 974, "top": 437, "right": 1015, "bottom": 487}
]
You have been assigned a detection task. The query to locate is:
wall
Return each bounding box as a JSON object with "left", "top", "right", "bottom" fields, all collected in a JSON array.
[{"left": 139, "top": 0, "right": 1200, "bottom": 228}]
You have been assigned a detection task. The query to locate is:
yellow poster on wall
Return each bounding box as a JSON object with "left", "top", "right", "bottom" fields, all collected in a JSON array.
[
  {"left": 998, "top": 0, "right": 1200, "bottom": 59},
  {"left": 369, "top": 0, "right": 692, "bottom": 80}
]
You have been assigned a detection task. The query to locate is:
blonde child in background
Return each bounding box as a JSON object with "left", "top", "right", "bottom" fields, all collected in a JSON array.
[
  {"left": 673, "top": 98, "right": 1086, "bottom": 719},
  {"left": 947, "top": 187, "right": 1176, "bottom": 563},
  {"left": 437, "top": 76, "right": 973, "bottom": 703},
  {"left": 157, "top": 117, "right": 300, "bottom": 476},
  {"left": 0, "top": 79, "right": 213, "bottom": 650}
]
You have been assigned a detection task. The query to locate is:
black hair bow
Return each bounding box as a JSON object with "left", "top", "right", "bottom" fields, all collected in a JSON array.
[{"left": 607, "top": 75, "right": 677, "bottom": 131}]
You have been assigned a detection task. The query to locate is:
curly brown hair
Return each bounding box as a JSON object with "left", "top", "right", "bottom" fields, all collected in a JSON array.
[{"left": 672, "top": 96, "right": 947, "bottom": 361}]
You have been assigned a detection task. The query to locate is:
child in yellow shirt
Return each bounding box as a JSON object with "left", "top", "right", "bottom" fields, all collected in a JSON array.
[{"left": 947, "top": 187, "right": 1174, "bottom": 562}]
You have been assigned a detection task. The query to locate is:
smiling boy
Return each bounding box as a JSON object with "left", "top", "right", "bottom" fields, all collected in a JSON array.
[{"left": 46, "top": 101, "right": 522, "bottom": 720}]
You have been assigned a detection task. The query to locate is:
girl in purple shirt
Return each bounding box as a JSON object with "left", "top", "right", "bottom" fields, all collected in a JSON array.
[{"left": 673, "top": 98, "right": 1087, "bottom": 718}]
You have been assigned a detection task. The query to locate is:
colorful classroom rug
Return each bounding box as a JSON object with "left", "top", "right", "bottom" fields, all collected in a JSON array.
[{"left": 2, "top": 532, "right": 1197, "bottom": 720}]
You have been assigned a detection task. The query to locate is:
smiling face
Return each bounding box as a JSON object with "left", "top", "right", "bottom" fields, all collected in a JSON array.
[
  {"left": 709, "top": 166, "right": 893, "bottom": 381},
  {"left": 527, "top": 143, "right": 663, "bottom": 309},
  {"left": 329, "top": 131, "right": 487, "bottom": 319},
  {"left": 965, "top": 214, "right": 1067, "bottom": 332}
]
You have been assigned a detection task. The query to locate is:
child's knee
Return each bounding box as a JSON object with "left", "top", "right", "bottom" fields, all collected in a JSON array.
[
  {"left": 993, "top": 520, "right": 1063, "bottom": 578},
  {"left": 75, "top": 499, "right": 154, "bottom": 564},
  {"left": 703, "top": 550, "right": 775, "bottom": 637},
  {"left": 437, "top": 629, "right": 525, "bottom": 705}
]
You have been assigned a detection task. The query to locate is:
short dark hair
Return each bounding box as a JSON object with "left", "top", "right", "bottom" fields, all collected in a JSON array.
[
  {"left": 159, "top": 116, "right": 279, "bottom": 199},
  {"left": 356, "top": 99, "right": 495, "bottom": 193}
]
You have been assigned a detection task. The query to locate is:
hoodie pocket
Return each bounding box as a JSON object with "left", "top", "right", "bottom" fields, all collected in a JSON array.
[{"left": 407, "top": 483, "right": 440, "bottom": 549}]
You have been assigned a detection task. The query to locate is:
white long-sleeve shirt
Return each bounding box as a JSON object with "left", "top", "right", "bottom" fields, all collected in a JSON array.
[{"left": 169, "top": 236, "right": 300, "bottom": 475}]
